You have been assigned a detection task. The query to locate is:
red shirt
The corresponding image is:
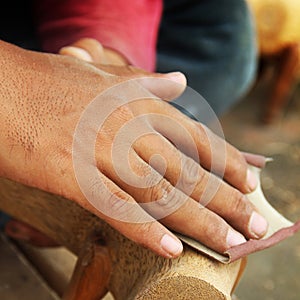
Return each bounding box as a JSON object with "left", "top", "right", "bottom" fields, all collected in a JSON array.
[{"left": 35, "top": 0, "right": 162, "bottom": 71}]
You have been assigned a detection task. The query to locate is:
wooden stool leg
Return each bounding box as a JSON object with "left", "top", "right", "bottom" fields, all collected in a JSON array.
[
  {"left": 63, "top": 237, "right": 111, "bottom": 300},
  {"left": 264, "top": 44, "right": 299, "bottom": 123}
]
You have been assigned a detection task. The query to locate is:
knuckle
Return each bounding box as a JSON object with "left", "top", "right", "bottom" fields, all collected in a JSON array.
[
  {"left": 147, "top": 177, "right": 172, "bottom": 204},
  {"left": 226, "top": 163, "right": 240, "bottom": 180},
  {"left": 135, "top": 221, "right": 158, "bottom": 246},
  {"left": 179, "top": 156, "right": 203, "bottom": 192},
  {"left": 226, "top": 147, "right": 247, "bottom": 177},
  {"left": 146, "top": 177, "right": 186, "bottom": 214},
  {"left": 194, "top": 122, "right": 210, "bottom": 143},
  {"left": 85, "top": 176, "right": 136, "bottom": 219},
  {"left": 227, "top": 189, "right": 249, "bottom": 215},
  {"left": 200, "top": 210, "right": 228, "bottom": 240},
  {"left": 113, "top": 104, "right": 134, "bottom": 120},
  {"left": 106, "top": 189, "right": 133, "bottom": 216}
]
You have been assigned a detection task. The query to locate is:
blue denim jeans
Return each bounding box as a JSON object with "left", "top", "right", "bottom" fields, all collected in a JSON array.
[{"left": 157, "top": 0, "right": 257, "bottom": 115}]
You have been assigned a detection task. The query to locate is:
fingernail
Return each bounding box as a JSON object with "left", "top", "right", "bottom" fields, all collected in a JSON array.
[
  {"left": 60, "top": 46, "right": 93, "bottom": 62},
  {"left": 164, "top": 72, "right": 187, "bottom": 85},
  {"left": 247, "top": 169, "right": 258, "bottom": 191},
  {"left": 160, "top": 234, "right": 183, "bottom": 256},
  {"left": 226, "top": 229, "right": 247, "bottom": 248},
  {"left": 250, "top": 212, "right": 268, "bottom": 238}
]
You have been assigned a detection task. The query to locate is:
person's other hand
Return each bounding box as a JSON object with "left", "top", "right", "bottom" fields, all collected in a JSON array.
[
  {"left": 0, "top": 41, "right": 267, "bottom": 258},
  {"left": 59, "top": 38, "right": 128, "bottom": 66}
]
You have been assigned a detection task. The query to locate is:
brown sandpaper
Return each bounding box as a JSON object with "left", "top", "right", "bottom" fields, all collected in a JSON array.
[{"left": 175, "top": 166, "right": 300, "bottom": 263}]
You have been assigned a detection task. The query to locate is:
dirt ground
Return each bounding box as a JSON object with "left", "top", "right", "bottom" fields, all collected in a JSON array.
[{"left": 220, "top": 81, "right": 300, "bottom": 300}]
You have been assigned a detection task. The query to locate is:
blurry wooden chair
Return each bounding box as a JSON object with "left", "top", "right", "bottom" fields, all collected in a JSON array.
[{"left": 248, "top": 0, "right": 300, "bottom": 123}]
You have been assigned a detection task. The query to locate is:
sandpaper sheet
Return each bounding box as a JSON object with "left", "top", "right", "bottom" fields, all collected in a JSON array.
[{"left": 174, "top": 166, "right": 300, "bottom": 263}]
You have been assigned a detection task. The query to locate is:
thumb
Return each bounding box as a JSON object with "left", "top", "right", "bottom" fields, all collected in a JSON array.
[
  {"left": 59, "top": 38, "right": 104, "bottom": 63},
  {"left": 59, "top": 38, "right": 128, "bottom": 65},
  {"left": 137, "top": 72, "right": 187, "bottom": 101},
  {"left": 92, "top": 65, "right": 187, "bottom": 101}
]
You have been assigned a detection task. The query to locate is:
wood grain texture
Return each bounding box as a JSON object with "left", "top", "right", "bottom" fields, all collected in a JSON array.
[{"left": 0, "top": 177, "right": 242, "bottom": 299}]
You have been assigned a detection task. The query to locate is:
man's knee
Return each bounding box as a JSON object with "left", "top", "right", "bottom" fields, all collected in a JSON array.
[{"left": 157, "top": 0, "right": 258, "bottom": 115}]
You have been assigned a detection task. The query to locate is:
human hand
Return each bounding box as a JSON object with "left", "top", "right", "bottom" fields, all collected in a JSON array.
[
  {"left": 0, "top": 41, "right": 267, "bottom": 258},
  {"left": 59, "top": 38, "right": 128, "bottom": 66}
]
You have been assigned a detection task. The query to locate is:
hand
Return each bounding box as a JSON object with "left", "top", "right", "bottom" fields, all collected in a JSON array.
[
  {"left": 0, "top": 41, "right": 267, "bottom": 258},
  {"left": 59, "top": 38, "right": 128, "bottom": 66}
]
